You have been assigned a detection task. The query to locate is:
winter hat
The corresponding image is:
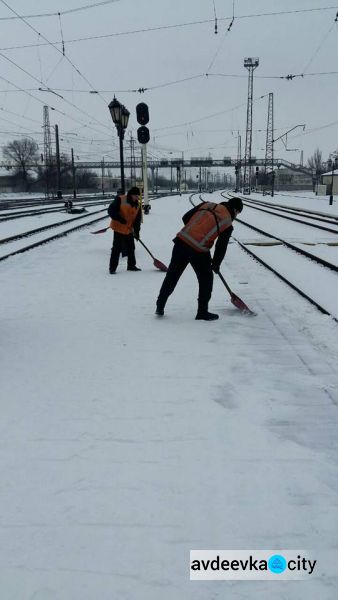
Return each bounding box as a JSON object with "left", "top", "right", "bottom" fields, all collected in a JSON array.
[
  {"left": 128, "top": 186, "right": 140, "bottom": 196},
  {"left": 227, "top": 197, "right": 243, "bottom": 212}
]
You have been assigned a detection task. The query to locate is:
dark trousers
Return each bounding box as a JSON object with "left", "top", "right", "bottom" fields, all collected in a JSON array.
[
  {"left": 157, "top": 238, "right": 213, "bottom": 312},
  {"left": 109, "top": 232, "right": 136, "bottom": 272}
]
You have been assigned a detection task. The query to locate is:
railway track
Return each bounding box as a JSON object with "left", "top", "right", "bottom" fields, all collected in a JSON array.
[
  {"left": 190, "top": 192, "right": 338, "bottom": 322},
  {"left": 0, "top": 193, "right": 112, "bottom": 212},
  {"left": 0, "top": 199, "right": 110, "bottom": 222},
  {"left": 0, "top": 207, "right": 108, "bottom": 247},
  {"left": 0, "top": 192, "right": 165, "bottom": 263},
  {"left": 0, "top": 212, "right": 108, "bottom": 262},
  {"left": 226, "top": 194, "right": 338, "bottom": 234}
]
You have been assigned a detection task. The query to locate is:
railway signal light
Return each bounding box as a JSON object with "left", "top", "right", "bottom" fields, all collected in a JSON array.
[
  {"left": 136, "top": 102, "right": 149, "bottom": 125},
  {"left": 137, "top": 126, "right": 150, "bottom": 145},
  {"left": 136, "top": 102, "right": 150, "bottom": 145}
]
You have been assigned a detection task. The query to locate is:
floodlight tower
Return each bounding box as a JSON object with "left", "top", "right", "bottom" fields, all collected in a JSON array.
[
  {"left": 243, "top": 57, "right": 259, "bottom": 194},
  {"left": 264, "top": 92, "right": 274, "bottom": 196}
]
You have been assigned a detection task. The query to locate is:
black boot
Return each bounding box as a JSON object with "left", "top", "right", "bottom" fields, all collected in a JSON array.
[
  {"left": 155, "top": 300, "right": 165, "bottom": 316},
  {"left": 195, "top": 310, "right": 219, "bottom": 321},
  {"left": 127, "top": 266, "right": 142, "bottom": 271}
]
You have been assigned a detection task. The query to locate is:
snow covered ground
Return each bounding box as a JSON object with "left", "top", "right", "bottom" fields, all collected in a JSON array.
[
  {"left": 249, "top": 190, "right": 338, "bottom": 217},
  {"left": 1, "top": 192, "right": 338, "bottom": 599}
]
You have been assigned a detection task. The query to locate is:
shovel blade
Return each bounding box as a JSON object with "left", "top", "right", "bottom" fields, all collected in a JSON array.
[
  {"left": 90, "top": 227, "right": 108, "bottom": 234},
  {"left": 154, "top": 258, "right": 168, "bottom": 272},
  {"left": 231, "top": 293, "right": 255, "bottom": 315}
]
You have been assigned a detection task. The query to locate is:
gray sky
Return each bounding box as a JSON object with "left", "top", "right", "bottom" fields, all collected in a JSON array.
[{"left": 0, "top": 0, "right": 337, "bottom": 165}]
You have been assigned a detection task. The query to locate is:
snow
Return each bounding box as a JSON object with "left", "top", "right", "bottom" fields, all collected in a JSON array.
[
  {"left": 1, "top": 192, "right": 338, "bottom": 599},
  {"left": 0, "top": 205, "right": 107, "bottom": 240},
  {"left": 248, "top": 190, "right": 338, "bottom": 217}
]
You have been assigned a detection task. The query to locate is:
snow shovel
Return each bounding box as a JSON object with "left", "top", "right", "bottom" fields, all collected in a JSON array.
[
  {"left": 218, "top": 272, "right": 256, "bottom": 315},
  {"left": 137, "top": 238, "right": 168, "bottom": 272},
  {"left": 90, "top": 226, "right": 109, "bottom": 234}
]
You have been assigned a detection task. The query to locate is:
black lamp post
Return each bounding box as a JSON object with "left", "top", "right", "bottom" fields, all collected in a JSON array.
[{"left": 108, "top": 97, "right": 130, "bottom": 194}]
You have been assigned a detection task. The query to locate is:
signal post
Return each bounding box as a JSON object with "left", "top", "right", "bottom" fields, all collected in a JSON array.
[{"left": 136, "top": 103, "right": 150, "bottom": 214}]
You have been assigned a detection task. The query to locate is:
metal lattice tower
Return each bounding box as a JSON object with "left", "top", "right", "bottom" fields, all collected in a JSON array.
[
  {"left": 236, "top": 132, "right": 242, "bottom": 192},
  {"left": 243, "top": 57, "right": 259, "bottom": 194},
  {"left": 264, "top": 92, "right": 274, "bottom": 196},
  {"left": 43, "top": 105, "right": 54, "bottom": 199}
]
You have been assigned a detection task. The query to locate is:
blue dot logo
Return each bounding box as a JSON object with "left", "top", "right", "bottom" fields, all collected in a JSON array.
[{"left": 268, "top": 554, "right": 287, "bottom": 574}]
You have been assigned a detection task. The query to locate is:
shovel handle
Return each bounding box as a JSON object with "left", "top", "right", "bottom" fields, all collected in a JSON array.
[
  {"left": 137, "top": 238, "right": 155, "bottom": 260},
  {"left": 217, "top": 271, "right": 233, "bottom": 296}
]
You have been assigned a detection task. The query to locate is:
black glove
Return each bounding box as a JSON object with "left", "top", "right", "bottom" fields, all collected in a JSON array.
[
  {"left": 212, "top": 261, "right": 220, "bottom": 274},
  {"left": 119, "top": 216, "right": 127, "bottom": 224},
  {"left": 133, "top": 232, "right": 139, "bottom": 241}
]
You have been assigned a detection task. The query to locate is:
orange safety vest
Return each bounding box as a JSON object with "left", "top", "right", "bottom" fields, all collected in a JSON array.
[
  {"left": 177, "top": 202, "right": 232, "bottom": 252},
  {"left": 109, "top": 195, "right": 140, "bottom": 235}
]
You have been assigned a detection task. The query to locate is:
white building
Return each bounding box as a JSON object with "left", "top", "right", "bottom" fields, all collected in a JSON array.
[{"left": 321, "top": 169, "right": 338, "bottom": 195}]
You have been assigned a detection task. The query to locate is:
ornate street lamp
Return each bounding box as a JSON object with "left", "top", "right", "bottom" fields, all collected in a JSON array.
[{"left": 108, "top": 96, "right": 130, "bottom": 194}]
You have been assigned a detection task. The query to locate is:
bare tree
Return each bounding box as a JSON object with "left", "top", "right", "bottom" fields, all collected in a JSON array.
[
  {"left": 3, "top": 137, "right": 39, "bottom": 191},
  {"left": 307, "top": 148, "right": 324, "bottom": 174}
]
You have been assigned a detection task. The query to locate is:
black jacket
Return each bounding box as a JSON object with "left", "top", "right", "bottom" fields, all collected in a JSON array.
[{"left": 181, "top": 201, "right": 235, "bottom": 269}]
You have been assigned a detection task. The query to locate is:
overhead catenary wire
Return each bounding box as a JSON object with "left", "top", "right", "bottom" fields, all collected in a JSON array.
[
  {"left": 0, "top": 73, "right": 117, "bottom": 142},
  {"left": 0, "top": 45, "right": 114, "bottom": 134},
  {"left": 0, "top": 6, "right": 337, "bottom": 51},
  {"left": 302, "top": 19, "right": 336, "bottom": 73},
  {"left": 0, "top": 67, "right": 337, "bottom": 98},
  {"left": 0, "top": 0, "right": 108, "bottom": 107},
  {"left": 153, "top": 94, "right": 269, "bottom": 132},
  {"left": 0, "top": 0, "right": 121, "bottom": 20}
]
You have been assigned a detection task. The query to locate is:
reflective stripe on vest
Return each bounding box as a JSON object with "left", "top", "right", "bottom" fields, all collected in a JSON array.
[
  {"left": 177, "top": 202, "right": 232, "bottom": 252},
  {"left": 110, "top": 195, "right": 139, "bottom": 235}
]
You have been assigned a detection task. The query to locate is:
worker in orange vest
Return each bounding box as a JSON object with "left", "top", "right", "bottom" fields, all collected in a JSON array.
[
  {"left": 156, "top": 196, "right": 243, "bottom": 320},
  {"left": 107, "top": 186, "right": 142, "bottom": 274}
]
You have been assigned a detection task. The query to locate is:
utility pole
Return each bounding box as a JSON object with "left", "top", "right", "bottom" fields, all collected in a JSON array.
[
  {"left": 141, "top": 144, "right": 149, "bottom": 210},
  {"left": 329, "top": 157, "right": 337, "bottom": 206},
  {"left": 71, "top": 148, "right": 77, "bottom": 198},
  {"left": 235, "top": 132, "right": 241, "bottom": 192},
  {"left": 243, "top": 57, "right": 259, "bottom": 194},
  {"left": 43, "top": 105, "right": 53, "bottom": 200},
  {"left": 151, "top": 166, "right": 155, "bottom": 193},
  {"left": 55, "top": 124, "right": 62, "bottom": 199},
  {"left": 101, "top": 157, "right": 105, "bottom": 196},
  {"left": 129, "top": 133, "right": 136, "bottom": 186},
  {"left": 264, "top": 92, "right": 274, "bottom": 196}
]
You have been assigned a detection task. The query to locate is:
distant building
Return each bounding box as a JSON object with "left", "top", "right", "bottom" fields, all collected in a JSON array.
[
  {"left": 0, "top": 173, "right": 17, "bottom": 192},
  {"left": 321, "top": 169, "right": 338, "bottom": 195},
  {"left": 274, "top": 167, "right": 312, "bottom": 191}
]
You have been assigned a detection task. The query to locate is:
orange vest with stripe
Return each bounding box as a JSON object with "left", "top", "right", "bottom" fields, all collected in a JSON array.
[
  {"left": 109, "top": 195, "right": 140, "bottom": 235},
  {"left": 177, "top": 202, "right": 232, "bottom": 252}
]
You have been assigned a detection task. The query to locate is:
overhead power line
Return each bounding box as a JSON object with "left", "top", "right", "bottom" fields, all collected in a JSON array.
[
  {"left": 0, "top": 46, "right": 114, "bottom": 134},
  {"left": 0, "top": 72, "right": 116, "bottom": 141},
  {"left": 0, "top": 69, "right": 337, "bottom": 101},
  {"left": 302, "top": 18, "right": 337, "bottom": 73},
  {"left": 0, "top": 0, "right": 121, "bottom": 20},
  {"left": 0, "top": 6, "right": 337, "bottom": 51},
  {"left": 153, "top": 94, "right": 269, "bottom": 132},
  {"left": 0, "top": 0, "right": 108, "bottom": 107}
]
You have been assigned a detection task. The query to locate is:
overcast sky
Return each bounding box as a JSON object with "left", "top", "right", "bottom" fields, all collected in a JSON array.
[{"left": 0, "top": 0, "right": 337, "bottom": 166}]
